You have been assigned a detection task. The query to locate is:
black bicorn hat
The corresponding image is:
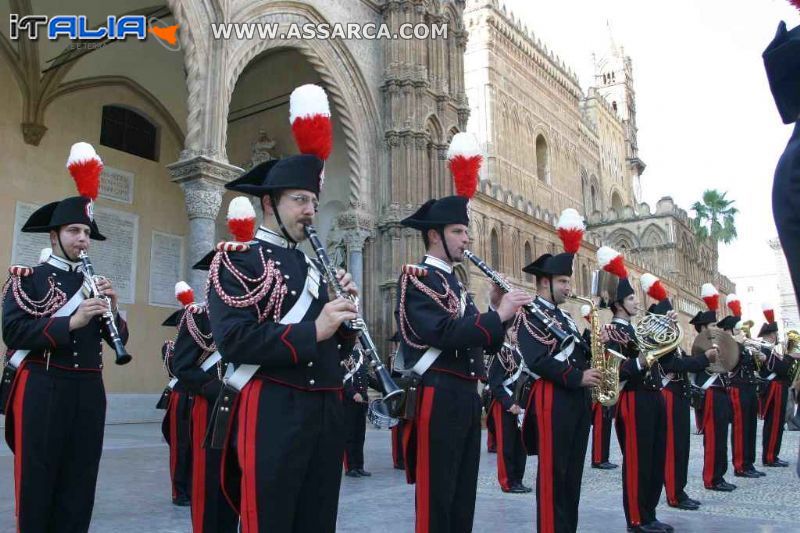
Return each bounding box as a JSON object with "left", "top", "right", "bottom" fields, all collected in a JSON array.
[
  {"left": 690, "top": 311, "right": 717, "bottom": 327},
  {"left": 161, "top": 309, "right": 183, "bottom": 327},
  {"left": 763, "top": 20, "right": 800, "bottom": 124},
  {"left": 758, "top": 321, "right": 779, "bottom": 337},
  {"left": 400, "top": 196, "right": 471, "bottom": 231},
  {"left": 225, "top": 156, "right": 323, "bottom": 198},
  {"left": 22, "top": 196, "right": 106, "bottom": 240},
  {"left": 523, "top": 253, "right": 576, "bottom": 278},
  {"left": 648, "top": 297, "right": 674, "bottom": 316},
  {"left": 716, "top": 315, "right": 740, "bottom": 331}
]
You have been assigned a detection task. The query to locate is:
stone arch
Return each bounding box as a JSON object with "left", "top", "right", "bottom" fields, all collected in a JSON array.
[
  {"left": 641, "top": 224, "right": 667, "bottom": 247},
  {"left": 524, "top": 240, "right": 533, "bottom": 282},
  {"left": 535, "top": 133, "right": 550, "bottom": 183},
  {"left": 223, "top": 2, "right": 381, "bottom": 206},
  {"left": 490, "top": 227, "right": 501, "bottom": 270},
  {"left": 610, "top": 188, "right": 624, "bottom": 213},
  {"left": 608, "top": 228, "right": 638, "bottom": 252}
]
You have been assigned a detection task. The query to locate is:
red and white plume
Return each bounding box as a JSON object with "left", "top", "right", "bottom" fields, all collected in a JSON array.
[
  {"left": 66, "top": 142, "right": 103, "bottom": 200},
  {"left": 175, "top": 281, "right": 194, "bottom": 307},
  {"left": 790, "top": 1, "right": 800, "bottom": 12},
  {"left": 641, "top": 273, "right": 668, "bottom": 302},
  {"left": 556, "top": 208, "right": 585, "bottom": 254},
  {"left": 762, "top": 302, "right": 775, "bottom": 324},
  {"left": 701, "top": 283, "right": 719, "bottom": 311},
  {"left": 581, "top": 304, "right": 592, "bottom": 320},
  {"left": 726, "top": 293, "right": 742, "bottom": 317},
  {"left": 447, "top": 132, "right": 482, "bottom": 199},
  {"left": 227, "top": 197, "right": 256, "bottom": 242},
  {"left": 289, "top": 84, "right": 332, "bottom": 161},
  {"left": 597, "top": 246, "right": 628, "bottom": 279}
]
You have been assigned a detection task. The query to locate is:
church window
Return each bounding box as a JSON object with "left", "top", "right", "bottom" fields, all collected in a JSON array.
[{"left": 100, "top": 105, "right": 158, "bottom": 161}]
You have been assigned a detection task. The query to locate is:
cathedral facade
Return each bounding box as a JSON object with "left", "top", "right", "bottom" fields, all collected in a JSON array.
[{"left": 0, "top": 0, "right": 730, "bottom": 407}]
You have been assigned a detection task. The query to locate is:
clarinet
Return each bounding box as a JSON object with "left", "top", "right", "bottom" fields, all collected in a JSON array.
[
  {"left": 463, "top": 250, "right": 574, "bottom": 350},
  {"left": 77, "top": 251, "right": 132, "bottom": 365},
  {"left": 304, "top": 225, "right": 405, "bottom": 415}
]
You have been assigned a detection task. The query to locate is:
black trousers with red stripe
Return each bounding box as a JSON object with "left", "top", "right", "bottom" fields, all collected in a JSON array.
[
  {"left": 391, "top": 419, "right": 406, "bottom": 468},
  {"left": 4, "top": 363, "right": 105, "bottom": 533},
  {"left": 343, "top": 397, "right": 368, "bottom": 471},
  {"left": 526, "top": 379, "right": 590, "bottom": 533},
  {"left": 224, "top": 380, "right": 345, "bottom": 533},
  {"left": 762, "top": 380, "right": 789, "bottom": 464},
  {"left": 406, "top": 372, "right": 482, "bottom": 533},
  {"left": 728, "top": 383, "right": 758, "bottom": 473},
  {"left": 701, "top": 387, "right": 732, "bottom": 487},
  {"left": 161, "top": 389, "right": 193, "bottom": 503},
  {"left": 490, "top": 400, "right": 527, "bottom": 490},
  {"left": 661, "top": 383, "right": 692, "bottom": 506},
  {"left": 615, "top": 389, "right": 666, "bottom": 528},
  {"left": 591, "top": 402, "right": 615, "bottom": 465},
  {"left": 191, "top": 395, "right": 238, "bottom": 533}
]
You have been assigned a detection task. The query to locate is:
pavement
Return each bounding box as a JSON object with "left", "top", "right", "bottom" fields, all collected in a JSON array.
[{"left": 1, "top": 418, "right": 798, "bottom": 532}]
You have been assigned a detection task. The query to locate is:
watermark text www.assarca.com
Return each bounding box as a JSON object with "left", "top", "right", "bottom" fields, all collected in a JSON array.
[{"left": 210, "top": 22, "right": 448, "bottom": 40}]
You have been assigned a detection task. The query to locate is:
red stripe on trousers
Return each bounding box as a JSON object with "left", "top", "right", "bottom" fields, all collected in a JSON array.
[
  {"left": 12, "top": 367, "right": 30, "bottom": 533},
  {"left": 535, "top": 380, "right": 555, "bottom": 533},
  {"left": 168, "top": 392, "right": 180, "bottom": 500},
  {"left": 238, "top": 380, "right": 263, "bottom": 533},
  {"left": 702, "top": 389, "right": 716, "bottom": 488},
  {"left": 191, "top": 397, "right": 209, "bottom": 533},
  {"left": 730, "top": 387, "right": 745, "bottom": 472},
  {"left": 662, "top": 388, "right": 677, "bottom": 505},
  {"left": 592, "top": 402, "right": 603, "bottom": 464},
  {"left": 622, "top": 391, "right": 641, "bottom": 526},
  {"left": 492, "top": 401, "right": 510, "bottom": 490},
  {"left": 766, "top": 381, "right": 783, "bottom": 463},
  {"left": 415, "top": 386, "right": 435, "bottom": 533}
]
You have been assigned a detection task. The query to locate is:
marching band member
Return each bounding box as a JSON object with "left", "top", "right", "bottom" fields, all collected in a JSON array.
[
  {"left": 586, "top": 303, "right": 618, "bottom": 471},
  {"left": 690, "top": 285, "right": 735, "bottom": 492},
  {"left": 758, "top": 304, "right": 792, "bottom": 467},
  {"left": 207, "top": 84, "right": 359, "bottom": 532},
  {"left": 158, "top": 299, "right": 192, "bottom": 507},
  {"left": 388, "top": 332, "right": 406, "bottom": 470},
  {"left": 598, "top": 248, "right": 672, "bottom": 533},
  {"left": 395, "top": 133, "right": 527, "bottom": 532},
  {"left": 1, "top": 142, "right": 129, "bottom": 531},
  {"left": 515, "top": 209, "right": 602, "bottom": 533},
  {"left": 646, "top": 275, "right": 707, "bottom": 512},
  {"left": 721, "top": 296, "right": 764, "bottom": 479},
  {"left": 487, "top": 343, "right": 532, "bottom": 493},
  {"left": 342, "top": 346, "right": 378, "bottom": 478}
]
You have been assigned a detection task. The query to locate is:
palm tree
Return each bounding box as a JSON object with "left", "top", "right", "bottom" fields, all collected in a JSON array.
[{"left": 690, "top": 189, "right": 738, "bottom": 244}]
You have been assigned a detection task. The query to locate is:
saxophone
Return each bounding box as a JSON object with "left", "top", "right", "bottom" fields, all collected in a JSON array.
[{"left": 568, "top": 294, "right": 624, "bottom": 406}]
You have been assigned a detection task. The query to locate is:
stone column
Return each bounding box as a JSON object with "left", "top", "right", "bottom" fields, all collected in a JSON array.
[
  {"left": 167, "top": 156, "right": 242, "bottom": 294},
  {"left": 344, "top": 228, "right": 372, "bottom": 293}
]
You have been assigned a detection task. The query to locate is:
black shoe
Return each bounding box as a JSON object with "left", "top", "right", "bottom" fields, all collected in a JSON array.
[
  {"left": 627, "top": 523, "right": 667, "bottom": 533},
  {"left": 707, "top": 481, "right": 736, "bottom": 492},
  {"left": 592, "top": 461, "right": 619, "bottom": 470},
  {"left": 734, "top": 470, "right": 761, "bottom": 478},
  {"left": 763, "top": 459, "right": 789, "bottom": 467},
  {"left": 686, "top": 497, "right": 702, "bottom": 506},
  {"left": 651, "top": 520, "right": 674, "bottom": 532},
  {"left": 670, "top": 499, "right": 699, "bottom": 510},
  {"left": 172, "top": 495, "right": 191, "bottom": 507},
  {"left": 345, "top": 469, "right": 362, "bottom": 478},
  {"left": 393, "top": 463, "right": 405, "bottom": 470},
  {"left": 355, "top": 468, "right": 372, "bottom": 477},
  {"left": 502, "top": 483, "right": 528, "bottom": 494},
  {"left": 751, "top": 469, "right": 766, "bottom": 477},
  {"left": 521, "top": 483, "right": 533, "bottom": 493}
]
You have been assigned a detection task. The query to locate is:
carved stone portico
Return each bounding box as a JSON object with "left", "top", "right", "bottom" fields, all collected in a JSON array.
[{"left": 167, "top": 156, "right": 243, "bottom": 294}]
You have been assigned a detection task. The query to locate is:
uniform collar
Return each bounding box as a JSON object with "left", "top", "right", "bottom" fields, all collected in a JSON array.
[
  {"left": 535, "top": 295, "right": 556, "bottom": 310},
  {"left": 46, "top": 254, "right": 83, "bottom": 273},
  {"left": 255, "top": 226, "right": 297, "bottom": 249},
  {"left": 612, "top": 317, "right": 631, "bottom": 326},
  {"left": 423, "top": 255, "right": 453, "bottom": 274}
]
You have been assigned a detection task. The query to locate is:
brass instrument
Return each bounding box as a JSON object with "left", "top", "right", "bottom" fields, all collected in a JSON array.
[
  {"left": 568, "top": 294, "right": 624, "bottom": 406},
  {"left": 740, "top": 320, "right": 755, "bottom": 339},
  {"left": 692, "top": 329, "right": 739, "bottom": 373},
  {"left": 636, "top": 313, "right": 685, "bottom": 367},
  {"left": 785, "top": 330, "right": 800, "bottom": 355},
  {"left": 786, "top": 331, "right": 800, "bottom": 388}
]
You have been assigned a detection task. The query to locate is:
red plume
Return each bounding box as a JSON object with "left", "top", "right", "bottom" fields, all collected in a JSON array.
[
  {"left": 640, "top": 274, "right": 668, "bottom": 302},
  {"left": 66, "top": 142, "right": 103, "bottom": 200},
  {"left": 290, "top": 84, "right": 332, "bottom": 160},
  {"left": 175, "top": 281, "right": 194, "bottom": 307},
  {"left": 597, "top": 246, "right": 628, "bottom": 279},
  {"left": 447, "top": 133, "right": 482, "bottom": 199},
  {"left": 762, "top": 302, "right": 775, "bottom": 324},
  {"left": 726, "top": 294, "right": 742, "bottom": 317},
  {"left": 555, "top": 209, "right": 585, "bottom": 253},
  {"left": 789, "top": 0, "right": 800, "bottom": 12},
  {"left": 226, "top": 197, "right": 256, "bottom": 242},
  {"left": 701, "top": 283, "right": 719, "bottom": 311}
]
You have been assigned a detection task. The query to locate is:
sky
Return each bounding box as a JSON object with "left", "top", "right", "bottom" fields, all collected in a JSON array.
[{"left": 501, "top": 0, "right": 799, "bottom": 284}]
